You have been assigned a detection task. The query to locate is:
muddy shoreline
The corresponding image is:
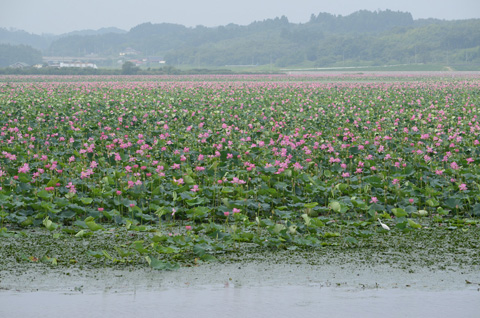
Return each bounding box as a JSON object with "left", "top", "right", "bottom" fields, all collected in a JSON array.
[{"left": 1, "top": 226, "right": 479, "bottom": 293}]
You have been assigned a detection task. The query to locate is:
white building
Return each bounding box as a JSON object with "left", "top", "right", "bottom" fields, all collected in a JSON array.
[{"left": 59, "top": 61, "right": 98, "bottom": 69}]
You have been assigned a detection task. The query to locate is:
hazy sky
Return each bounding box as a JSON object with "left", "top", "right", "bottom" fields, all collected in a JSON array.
[{"left": 1, "top": 0, "right": 479, "bottom": 34}]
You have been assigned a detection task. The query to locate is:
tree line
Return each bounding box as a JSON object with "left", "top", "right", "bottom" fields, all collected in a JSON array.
[
  {"left": 1, "top": 10, "right": 480, "bottom": 68},
  {"left": 0, "top": 44, "right": 42, "bottom": 67}
]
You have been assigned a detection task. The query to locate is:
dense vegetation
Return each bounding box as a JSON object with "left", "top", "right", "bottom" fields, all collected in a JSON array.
[
  {"left": 0, "top": 27, "right": 126, "bottom": 51},
  {"left": 0, "top": 64, "right": 232, "bottom": 75},
  {"left": 0, "top": 44, "right": 42, "bottom": 67},
  {"left": 0, "top": 74, "right": 479, "bottom": 268},
  {"left": 1, "top": 10, "right": 480, "bottom": 68}
]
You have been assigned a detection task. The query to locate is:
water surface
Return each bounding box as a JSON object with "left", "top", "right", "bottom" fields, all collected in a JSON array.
[{"left": 1, "top": 286, "right": 479, "bottom": 318}]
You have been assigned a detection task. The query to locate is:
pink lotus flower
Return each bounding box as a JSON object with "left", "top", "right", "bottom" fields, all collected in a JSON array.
[
  {"left": 66, "top": 182, "right": 76, "bottom": 193},
  {"left": 293, "top": 162, "right": 303, "bottom": 170},
  {"left": 370, "top": 197, "right": 378, "bottom": 204},
  {"left": 173, "top": 178, "right": 184, "bottom": 185},
  {"left": 18, "top": 163, "right": 30, "bottom": 174},
  {"left": 231, "top": 177, "right": 246, "bottom": 185},
  {"left": 191, "top": 185, "right": 199, "bottom": 192}
]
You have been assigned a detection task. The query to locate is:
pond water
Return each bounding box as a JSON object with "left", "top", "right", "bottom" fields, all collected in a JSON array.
[
  {"left": 1, "top": 261, "right": 479, "bottom": 317},
  {"left": 1, "top": 285, "right": 479, "bottom": 318}
]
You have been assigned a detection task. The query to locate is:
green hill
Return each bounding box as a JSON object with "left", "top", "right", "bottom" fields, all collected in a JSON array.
[{"left": 2, "top": 10, "right": 480, "bottom": 68}]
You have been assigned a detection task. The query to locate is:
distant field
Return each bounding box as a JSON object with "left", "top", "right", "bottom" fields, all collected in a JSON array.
[
  {"left": 186, "top": 63, "right": 480, "bottom": 74},
  {"left": 282, "top": 64, "right": 480, "bottom": 73},
  {"left": 2, "top": 70, "right": 480, "bottom": 83}
]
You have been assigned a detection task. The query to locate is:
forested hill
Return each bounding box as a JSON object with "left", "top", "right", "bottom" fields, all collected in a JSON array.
[{"left": 2, "top": 10, "right": 480, "bottom": 68}]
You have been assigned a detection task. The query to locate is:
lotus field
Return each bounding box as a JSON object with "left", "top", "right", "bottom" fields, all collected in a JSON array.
[{"left": 1, "top": 75, "right": 479, "bottom": 268}]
